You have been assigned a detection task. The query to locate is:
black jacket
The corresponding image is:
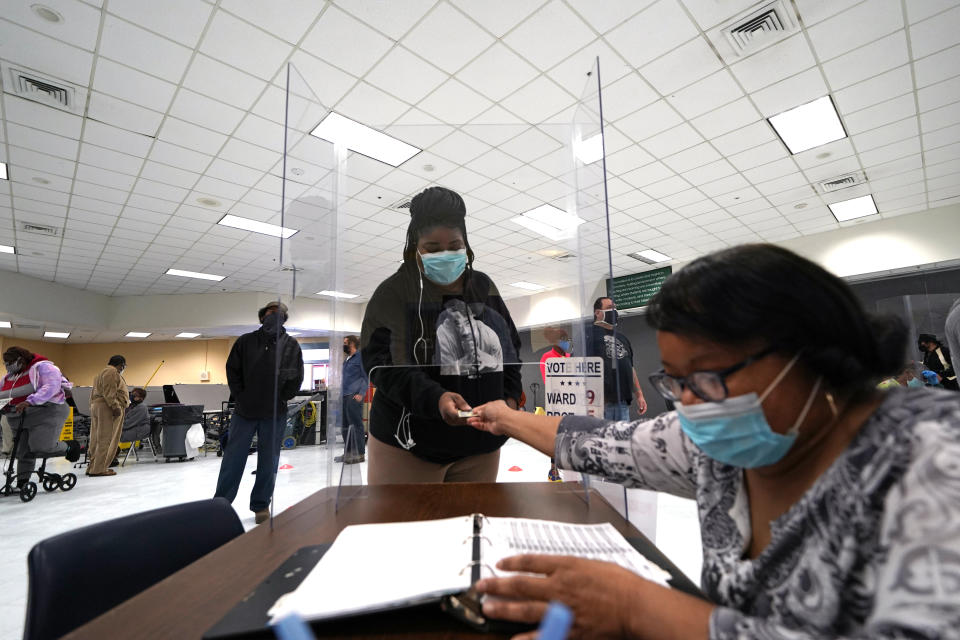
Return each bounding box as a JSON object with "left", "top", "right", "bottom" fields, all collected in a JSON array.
[
  {"left": 226, "top": 327, "right": 304, "bottom": 420},
  {"left": 361, "top": 264, "right": 522, "bottom": 464}
]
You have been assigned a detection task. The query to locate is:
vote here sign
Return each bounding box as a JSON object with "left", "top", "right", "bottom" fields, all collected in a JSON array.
[{"left": 543, "top": 356, "right": 604, "bottom": 417}]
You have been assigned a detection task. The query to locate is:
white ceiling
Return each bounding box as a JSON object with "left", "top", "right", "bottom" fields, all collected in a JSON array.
[{"left": 1, "top": 0, "right": 959, "bottom": 307}]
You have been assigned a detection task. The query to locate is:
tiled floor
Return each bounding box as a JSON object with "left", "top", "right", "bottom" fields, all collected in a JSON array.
[{"left": 0, "top": 440, "right": 701, "bottom": 640}]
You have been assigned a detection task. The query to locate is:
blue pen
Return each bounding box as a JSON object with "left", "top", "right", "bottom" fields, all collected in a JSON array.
[
  {"left": 538, "top": 601, "right": 574, "bottom": 640},
  {"left": 272, "top": 613, "right": 317, "bottom": 640}
]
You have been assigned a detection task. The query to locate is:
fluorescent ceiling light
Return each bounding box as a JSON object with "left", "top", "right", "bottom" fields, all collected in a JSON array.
[
  {"left": 0, "top": 321, "right": 11, "bottom": 328},
  {"left": 575, "top": 133, "right": 603, "bottom": 164},
  {"left": 165, "top": 268, "right": 225, "bottom": 282},
  {"left": 511, "top": 204, "right": 585, "bottom": 242},
  {"left": 310, "top": 112, "right": 421, "bottom": 167},
  {"left": 768, "top": 96, "right": 846, "bottom": 154},
  {"left": 0, "top": 244, "right": 15, "bottom": 254},
  {"left": 217, "top": 214, "right": 298, "bottom": 239},
  {"left": 828, "top": 194, "right": 878, "bottom": 222},
  {"left": 176, "top": 332, "right": 201, "bottom": 338},
  {"left": 44, "top": 331, "right": 70, "bottom": 338},
  {"left": 126, "top": 331, "right": 151, "bottom": 338},
  {"left": 316, "top": 290, "right": 358, "bottom": 299},
  {"left": 287, "top": 331, "right": 302, "bottom": 336},
  {"left": 510, "top": 281, "right": 546, "bottom": 291},
  {"left": 629, "top": 249, "right": 671, "bottom": 264},
  {"left": 0, "top": 162, "right": 7, "bottom": 180}
]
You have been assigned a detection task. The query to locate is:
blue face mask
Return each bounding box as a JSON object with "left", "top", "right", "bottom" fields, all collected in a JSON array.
[
  {"left": 419, "top": 249, "right": 467, "bottom": 285},
  {"left": 675, "top": 355, "right": 823, "bottom": 468},
  {"left": 558, "top": 340, "right": 571, "bottom": 353}
]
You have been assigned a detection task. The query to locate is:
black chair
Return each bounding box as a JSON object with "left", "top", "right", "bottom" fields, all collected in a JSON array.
[{"left": 24, "top": 497, "right": 244, "bottom": 640}]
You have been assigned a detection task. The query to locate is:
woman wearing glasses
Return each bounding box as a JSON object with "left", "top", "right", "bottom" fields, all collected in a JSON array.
[{"left": 467, "top": 244, "right": 960, "bottom": 640}]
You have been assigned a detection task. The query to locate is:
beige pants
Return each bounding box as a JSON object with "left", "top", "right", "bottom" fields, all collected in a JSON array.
[
  {"left": 1, "top": 414, "right": 13, "bottom": 455},
  {"left": 89, "top": 399, "right": 124, "bottom": 474},
  {"left": 367, "top": 435, "right": 500, "bottom": 485}
]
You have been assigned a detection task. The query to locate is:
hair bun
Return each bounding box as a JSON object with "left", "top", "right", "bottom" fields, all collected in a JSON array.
[{"left": 410, "top": 186, "right": 465, "bottom": 220}]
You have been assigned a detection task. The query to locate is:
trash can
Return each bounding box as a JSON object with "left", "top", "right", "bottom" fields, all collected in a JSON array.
[{"left": 161, "top": 405, "right": 203, "bottom": 462}]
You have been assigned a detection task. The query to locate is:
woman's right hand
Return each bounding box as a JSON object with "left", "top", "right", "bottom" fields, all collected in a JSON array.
[{"left": 467, "top": 400, "right": 511, "bottom": 436}]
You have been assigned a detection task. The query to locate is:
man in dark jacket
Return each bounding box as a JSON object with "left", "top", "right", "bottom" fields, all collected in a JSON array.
[
  {"left": 337, "top": 335, "right": 367, "bottom": 464},
  {"left": 214, "top": 301, "right": 303, "bottom": 524},
  {"left": 919, "top": 332, "right": 958, "bottom": 391}
]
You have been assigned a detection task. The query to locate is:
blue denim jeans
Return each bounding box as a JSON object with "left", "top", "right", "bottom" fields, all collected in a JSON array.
[
  {"left": 341, "top": 396, "right": 366, "bottom": 456},
  {"left": 214, "top": 413, "right": 283, "bottom": 512},
  {"left": 604, "top": 403, "right": 630, "bottom": 421}
]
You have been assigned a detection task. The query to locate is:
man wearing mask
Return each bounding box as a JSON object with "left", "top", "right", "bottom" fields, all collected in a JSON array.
[
  {"left": 215, "top": 301, "right": 303, "bottom": 524},
  {"left": 121, "top": 387, "right": 153, "bottom": 450},
  {"left": 585, "top": 297, "right": 648, "bottom": 420},
  {"left": 337, "top": 335, "right": 366, "bottom": 464},
  {"left": 918, "top": 333, "right": 958, "bottom": 391},
  {"left": 88, "top": 355, "right": 129, "bottom": 477}
]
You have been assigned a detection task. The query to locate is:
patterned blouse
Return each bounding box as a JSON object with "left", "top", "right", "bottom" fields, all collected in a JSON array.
[{"left": 554, "top": 387, "right": 960, "bottom": 639}]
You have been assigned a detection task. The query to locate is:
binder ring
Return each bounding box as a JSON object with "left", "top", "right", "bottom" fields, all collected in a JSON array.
[
  {"left": 462, "top": 535, "right": 492, "bottom": 546},
  {"left": 458, "top": 561, "right": 496, "bottom": 577}
]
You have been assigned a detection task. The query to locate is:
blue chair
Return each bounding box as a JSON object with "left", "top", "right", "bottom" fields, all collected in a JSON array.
[{"left": 24, "top": 497, "right": 244, "bottom": 640}]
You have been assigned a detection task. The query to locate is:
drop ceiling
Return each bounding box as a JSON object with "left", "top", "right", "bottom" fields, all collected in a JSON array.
[{"left": 0, "top": 0, "right": 958, "bottom": 305}]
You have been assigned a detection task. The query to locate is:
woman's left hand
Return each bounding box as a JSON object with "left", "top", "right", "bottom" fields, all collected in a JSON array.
[
  {"left": 14, "top": 401, "right": 30, "bottom": 414},
  {"left": 475, "top": 555, "right": 647, "bottom": 639}
]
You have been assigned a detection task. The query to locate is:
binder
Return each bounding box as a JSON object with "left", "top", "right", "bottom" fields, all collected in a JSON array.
[{"left": 204, "top": 514, "right": 703, "bottom": 639}]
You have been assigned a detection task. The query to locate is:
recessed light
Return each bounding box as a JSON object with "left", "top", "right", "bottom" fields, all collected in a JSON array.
[
  {"left": 815, "top": 152, "right": 832, "bottom": 160},
  {"left": 629, "top": 249, "right": 671, "bottom": 264},
  {"left": 793, "top": 202, "right": 808, "bottom": 209},
  {"left": 768, "top": 96, "right": 846, "bottom": 154},
  {"left": 31, "top": 4, "right": 63, "bottom": 23},
  {"left": 289, "top": 167, "right": 304, "bottom": 176},
  {"left": 316, "top": 290, "right": 359, "bottom": 299},
  {"left": 176, "top": 332, "right": 201, "bottom": 338},
  {"left": 217, "top": 214, "right": 298, "bottom": 239},
  {"left": 0, "top": 245, "right": 15, "bottom": 254},
  {"left": 31, "top": 176, "right": 50, "bottom": 184},
  {"left": 422, "top": 164, "right": 435, "bottom": 172},
  {"left": 44, "top": 331, "right": 70, "bottom": 339},
  {"left": 509, "top": 281, "right": 546, "bottom": 291},
  {"left": 165, "top": 268, "right": 226, "bottom": 282},
  {"left": 828, "top": 194, "right": 878, "bottom": 222},
  {"left": 575, "top": 133, "right": 604, "bottom": 164},
  {"left": 197, "top": 197, "right": 221, "bottom": 207},
  {"left": 310, "top": 112, "right": 421, "bottom": 167},
  {"left": 0, "top": 321, "right": 11, "bottom": 328},
  {"left": 0, "top": 163, "right": 7, "bottom": 180},
  {"left": 125, "top": 331, "right": 151, "bottom": 338},
  {"left": 511, "top": 204, "right": 585, "bottom": 242}
]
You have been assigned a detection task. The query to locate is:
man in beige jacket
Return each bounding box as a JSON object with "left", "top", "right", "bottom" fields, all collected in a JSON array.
[{"left": 88, "top": 355, "right": 129, "bottom": 476}]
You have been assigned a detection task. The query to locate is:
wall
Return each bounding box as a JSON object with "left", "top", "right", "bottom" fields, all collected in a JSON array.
[{"left": 0, "top": 337, "right": 67, "bottom": 366}]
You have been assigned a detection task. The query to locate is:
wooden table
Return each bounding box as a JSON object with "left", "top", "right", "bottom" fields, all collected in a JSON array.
[{"left": 65, "top": 482, "right": 644, "bottom": 640}]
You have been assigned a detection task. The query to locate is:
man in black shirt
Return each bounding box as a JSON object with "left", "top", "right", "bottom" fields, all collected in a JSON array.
[
  {"left": 919, "top": 333, "right": 957, "bottom": 391},
  {"left": 585, "top": 297, "right": 648, "bottom": 420},
  {"left": 215, "top": 301, "right": 303, "bottom": 524}
]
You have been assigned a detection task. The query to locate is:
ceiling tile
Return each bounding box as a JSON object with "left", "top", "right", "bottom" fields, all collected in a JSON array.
[
  {"left": 6, "top": 148, "right": 75, "bottom": 179},
  {"left": 149, "top": 141, "right": 213, "bottom": 174},
  {"left": 447, "top": 0, "right": 543, "bottom": 38},
  {"left": 2, "top": 95, "right": 82, "bottom": 140},
  {"left": 140, "top": 161, "right": 198, "bottom": 189},
  {"left": 133, "top": 178, "right": 189, "bottom": 203},
  {"left": 158, "top": 117, "right": 228, "bottom": 155},
  {"left": 751, "top": 67, "right": 829, "bottom": 118},
  {"left": 604, "top": 143, "right": 654, "bottom": 176},
  {"left": 683, "top": 159, "right": 738, "bottom": 186},
  {"left": 606, "top": 0, "right": 699, "bottom": 68},
  {"left": 301, "top": 5, "right": 394, "bottom": 76},
  {"left": 86, "top": 92, "right": 163, "bottom": 138},
  {"left": 662, "top": 142, "right": 722, "bottom": 174},
  {"left": 729, "top": 33, "right": 817, "bottom": 94},
  {"left": 502, "top": 1, "right": 595, "bottom": 72},
  {"left": 667, "top": 69, "right": 743, "bottom": 120},
  {"left": 914, "top": 43, "right": 960, "bottom": 89},
  {"left": 920, "top": 103, "right": 960, "bottom": 134},
  {"left": 183, "top": 54, "right": 268, "bottom": 110},
  {"left": 614, "top": 100, "right": 683, "bottom": 142},
  {"left": 469, "top": 148, "right": 526, "bottom": 180},
  {"left": 220, "top": 0, "right": 319, "bottom": 43},
  {"left": 498, "top": 127, "right": 562, "bottom": 163},
  {"left": 598, "top": 73, "right": 658, "bottom": 121},
  {"left": 335, "top": 81, "right": 410, "bottom": 127},
  {"left": 566, "top": 0, "right": 654, "bottom": 34},
  {"left": 806, "top": 0, "right": 903, "bottom": 61},
  {"left": 108, "top": 0, "right": 213, "bottom": 47},
  {"left": 690, "top": 98, "right": 761, "bottom": 140},
  {"left": 620, "top": 161, "right": 674, "bottom": 189},
  {"left": 0, "top": 20, "right": 94, "bottom": 86},
  {"left": 500, "top": 76, "right": 574, "bottom": 123},
  {"left": 273, "top": 50, "right": 357, "bottom": 111},
  {"left": 844, "top": 93, "right": 917, "bottom": 135},
  {"left": 201, "top": 9, "right": 293, "bottom": 81},
  {"left": 403, "top": 3, "right": 495, "bottom": 75},
  {"left": 851, "top": 117, "right": 919, "bottom": 152},
  {"left": 333, "top": 0, "right": 434, "bottom": 40},
  {"left": 75, "top": 165, "right": 137, "bottom": 191},
  {"left": 712, "top": 120, "right": 777, "bottom": 157},
  {"left": 99, "top": 16, "right": 193, "bottom": 83},
  {"left": 909, "top": 4, "right": 960, "bottom": 59},
  {"left": 78, "top": 143, "right": 143, "bottom": 175},
  {"left": 924, "top": 123, "right": 960, "bottom": 151},
  {"left": 4, "top": 0, "right": 102, "bottom": 50},
  {"left": 834, "top": 65, "right": 913, "bottom": 115},
  {"left": 821, "top": 31, "right": 909, "bottom": 90},
  {"left": 92, "top": 57, "right": 178, "bottom": 112},
  {"left": 7, "top": 124, "right": 78, "bottom": 160},
  {"left": 428, "top": 130, "right": 492, "bottom": 165},
  {"left": 418, "top": 79, "right": 493, "bottom": 125},
  {"left": 727, "top": 139, "right": 789, "bottom": 172},
  {"left": 366, "top": 46, "right": 449, "bottom": 105},
  {"left": 642, "top": 122, "right": 703, "bottom": 158},
  {"left": 640, "top": 36, "right": 723, "bottom": 95},
  {"left": 918, "top": 76, "right": 960, "bottom": 113}
]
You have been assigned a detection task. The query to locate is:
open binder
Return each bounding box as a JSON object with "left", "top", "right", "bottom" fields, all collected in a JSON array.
[{"left": 205, "top": 514, "right": 703, "bottom": 638}]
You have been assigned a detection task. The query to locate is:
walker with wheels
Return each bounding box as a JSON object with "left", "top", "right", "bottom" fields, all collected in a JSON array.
[{"left": 1, "top": 409, "right": 77, "bottom": 503}]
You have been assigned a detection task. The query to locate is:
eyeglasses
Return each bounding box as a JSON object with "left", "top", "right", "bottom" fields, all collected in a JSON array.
[{"left": 648, "top": 347, "right": 776, "bottom": 402}]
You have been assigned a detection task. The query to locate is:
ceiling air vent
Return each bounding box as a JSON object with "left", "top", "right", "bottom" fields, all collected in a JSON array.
[
  {"left": 18, "top": 221, "right": 61, "bottom": 237},
  {"left": 392, "top": 199, "right": 412, "bottom": 210},
  {"left": 816, "top": 171, "right": 867, "bottom": 194},
  {"left": 722, "top": 0, "right": 797, "bottom": 56},
  {"left": 2, "top": 63, "right": 87, "bottom": 115},
  {"left": 16, "top": 324, "right": 42, "bottom": 330}
]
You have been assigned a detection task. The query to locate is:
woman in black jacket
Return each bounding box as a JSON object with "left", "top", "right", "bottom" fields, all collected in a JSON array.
[{"left": 360, "top": 186, "right": 522, "bottom": 484}]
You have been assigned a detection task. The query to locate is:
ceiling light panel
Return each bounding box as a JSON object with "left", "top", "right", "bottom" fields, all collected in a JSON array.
[
  {"left": 217, "top": 214, "right": 298, "bottom": 238},
  {"left": 165, "top": 268, "right": 226, "bottom": 281},
  {"left": 176, "top": 332, "right": 201, "bottom": 338},
  {"left": 44, "top": 331, "right": 70, "bottom": 338},
  {"left": 0, "top": 321, "right": 11, "bottom": 328},
  {"left": 511, "top": 204, "right": 585, "bottom": 242},
  {"left": 0, "top": 245, "right": 15, "bottom": 254},
  {"left": 768, "top": 96, "right": 846, "bottom": 154},
  {"left": 828, "top": 194, "right": 878, "bottom": 222},
  {"left": 125, "top": 331, "right": 151, "bottom": 338},
  {"left": 509, "top": 281, "right": 546, "bottom": 291},
  {"left": 316, "top": 290, "right": 359, "bottom": 299},
  {"left": 310, "top": 112, "right": 420, "bottom": 167},
  {"left": 0, "top": 162, "right": 7, "bottom": 180},
  {"left": 629, "top": 249, "right": 672, "bottom": 264}
]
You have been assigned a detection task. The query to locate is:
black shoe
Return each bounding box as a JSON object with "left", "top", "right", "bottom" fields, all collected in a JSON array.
[
  {"left": 109, "top": 458, "right": 119, "bottom": 468},
  {"left": 343, "top": 454, "right": 365, "bottom": 464},
  {"left": 334, "top": 455, "right": 344, "bottom": 463},
  {"left": 65, "top": 440, "right": 81, "bottom": 463}
]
